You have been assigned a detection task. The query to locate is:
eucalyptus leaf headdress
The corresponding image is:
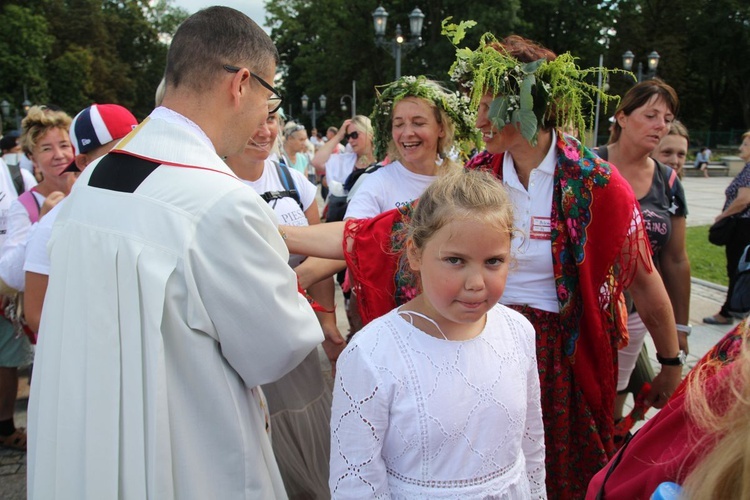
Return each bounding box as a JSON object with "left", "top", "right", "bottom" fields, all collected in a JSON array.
[
  {"left": 370, "top": 75, "right": 482, "bottom": 160},
  {"left": 443, "top": 19, "right": 622, "bottom": 145}
]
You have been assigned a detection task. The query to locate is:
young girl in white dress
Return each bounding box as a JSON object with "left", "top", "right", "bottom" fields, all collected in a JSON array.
[{"left": 329, "top": 169, "right": 546, "bottom": 499}]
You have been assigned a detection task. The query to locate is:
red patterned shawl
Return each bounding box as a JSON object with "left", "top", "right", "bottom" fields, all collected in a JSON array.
[{"left": 344, "top": 134, "right": 649, "bottom": 428}]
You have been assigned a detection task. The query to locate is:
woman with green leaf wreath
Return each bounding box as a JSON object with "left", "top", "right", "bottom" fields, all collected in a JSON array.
[
  {"left": 281, "top": 24, "right": 683, "bottom": 498},
  {"left": 449, "top": 25, "right": 682, "bottom": 498}
]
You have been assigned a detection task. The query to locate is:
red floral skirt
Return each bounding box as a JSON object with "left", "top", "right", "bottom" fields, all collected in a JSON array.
[{"left": 510, "top": 305, "right": 614, "bottom": 500}]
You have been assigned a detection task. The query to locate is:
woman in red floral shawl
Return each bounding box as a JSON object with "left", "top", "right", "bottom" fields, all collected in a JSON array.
[{"left": 283, "top": 28, "right": 683, "bottom": 500}]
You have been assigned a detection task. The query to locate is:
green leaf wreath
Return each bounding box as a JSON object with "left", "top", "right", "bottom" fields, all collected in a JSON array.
[
  {"left": 370, "top": 75, "right": 483, "bottom": 161},
  {"left": 443, "top": 18, "right": 625, "bottom": 145}
]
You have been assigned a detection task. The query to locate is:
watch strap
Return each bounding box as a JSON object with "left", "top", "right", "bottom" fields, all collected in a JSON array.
[{"left": 657, "top": 351, "right": 685, "bottom": 366}]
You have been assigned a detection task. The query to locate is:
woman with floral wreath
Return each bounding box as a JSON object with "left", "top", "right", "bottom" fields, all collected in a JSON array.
[
  {"left": 344, "top": 75, "right": 478, "bottom": 219},
  {"left": 449, "top": 25, "right": 682, "bottom": 498},
  {"left": 288, "top": 76, "right": 480, "bottom": 323}
]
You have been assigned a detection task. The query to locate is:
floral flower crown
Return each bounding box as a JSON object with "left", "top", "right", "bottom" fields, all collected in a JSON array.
[
  {"left": 443, "top": 19, "right": 622, "bottom": 145},
  {"left": 370, "top": 75, "right": 482, "bottom": 160}
]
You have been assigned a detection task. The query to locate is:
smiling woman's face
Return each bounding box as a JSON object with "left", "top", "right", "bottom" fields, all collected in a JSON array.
[
  {"left": 653, "top": 134, "right": 688, "bottom": 173},
  {"left": 245, "top": 114, "right": 280, "bottom": 161},
  {"left": 391, "top": 97, "right": 444, "bottom": 169},
  {"left": 30, "top": 127, "right": 74, "bottom": 178}
]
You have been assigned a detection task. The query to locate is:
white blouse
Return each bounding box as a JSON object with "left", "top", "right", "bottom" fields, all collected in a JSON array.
[{"left": 330, "top": 304, "right": 546, "bottom": 499}]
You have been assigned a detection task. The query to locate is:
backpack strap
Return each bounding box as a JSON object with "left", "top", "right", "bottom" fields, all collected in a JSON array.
[
  {"left": 259, "top": 160, "right": 303, "bottom": 211},
  {"left": 6, "top": 163, "right": 24, "bottom": 196},
  {"left": 654, "top": 160, "right": 679, "bottom": 200},
  {"left": 666, "top": 165, "right": 678, "bottom": 198},
  {"left": 18, "top": 188, "right": 41, "bottom": 224}
]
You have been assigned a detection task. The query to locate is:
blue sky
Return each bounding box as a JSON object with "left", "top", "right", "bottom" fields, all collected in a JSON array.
[{"left": 171, "top": 1, "right": 270, "bottom": 31}]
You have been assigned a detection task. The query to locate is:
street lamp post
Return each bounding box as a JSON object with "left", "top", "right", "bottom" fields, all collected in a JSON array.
[
  {"left": 372, "top": 6, "right": 425, "bottom": 80},
  {"left": 340, "top": 95, "right": 354, "bottom": 117},
  {"left": 0, "top": 99, "right": 10, "bottom": 131},
  {"left": 301, "top": 94, "right": 327, "bottom": 129},
  {"left": 1, "top": 97, "right": 26, "bottom": 131},
  {"left": 593, "top": 54, "right": 604, "bottom": 146},
  {"left": 339, "top": 80, "right": 357, "bottom": 118},
  {"left": 622, "top": 50, "right": 660, "bottom": 82}
]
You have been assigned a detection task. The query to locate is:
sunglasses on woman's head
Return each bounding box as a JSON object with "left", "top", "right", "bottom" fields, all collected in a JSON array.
[{"left": 344, "top": 131, "right": 359, "bottom": 141}]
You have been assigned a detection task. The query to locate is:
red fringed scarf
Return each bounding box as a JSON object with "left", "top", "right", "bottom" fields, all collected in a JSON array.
[{"left": 344, "top": 133, "right": 650, "bottom": 455}]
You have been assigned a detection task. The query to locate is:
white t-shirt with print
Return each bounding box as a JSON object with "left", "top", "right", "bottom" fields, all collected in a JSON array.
[
  {"left": 344, "top": 160, "right": 436, "bottom": 219},
  {"left": 242, "top": 159, "right": 318, "bottom": 268},
  {"left": 324, "top": 152, "right": 357, "bottom": 189}
]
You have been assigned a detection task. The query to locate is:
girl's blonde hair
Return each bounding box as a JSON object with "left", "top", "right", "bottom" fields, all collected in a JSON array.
[
  {"left": 20, "top": 106, "right": 72, "bottom": 155},
  {"left": 682, "top": 323, "right": 750, "bottom": 499},
  {"left": 408, "top": 168, "right": 515, "bottom": 253}
]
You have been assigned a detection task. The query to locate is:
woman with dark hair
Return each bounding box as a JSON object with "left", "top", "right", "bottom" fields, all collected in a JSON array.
[
  {"left": 449, "top": 27, "right": 682, "bottom": 498},
  {"left": 599, "top": 80, "right": 691, "bottom": 437}
]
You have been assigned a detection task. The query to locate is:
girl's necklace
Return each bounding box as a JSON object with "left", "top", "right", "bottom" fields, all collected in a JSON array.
[{"left": 398, "top": 310, "right": 449, "bottom": 340}]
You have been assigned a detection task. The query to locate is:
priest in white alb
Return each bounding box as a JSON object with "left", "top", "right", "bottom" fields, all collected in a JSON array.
[{"left": 26, "top": 7, "right": 323, "bottom": 499}]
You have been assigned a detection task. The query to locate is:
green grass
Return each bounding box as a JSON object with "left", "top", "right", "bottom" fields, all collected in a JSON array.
[{"left": 686, "top": 225, "right": 728, "bottom": 286}]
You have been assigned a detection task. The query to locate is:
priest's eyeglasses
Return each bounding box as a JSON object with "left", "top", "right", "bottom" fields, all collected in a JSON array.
[{"left": 223, "top": 64, "right": 284, "bottom": 114}]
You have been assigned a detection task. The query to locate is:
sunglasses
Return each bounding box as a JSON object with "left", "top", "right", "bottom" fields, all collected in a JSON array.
[
  {"left": 223, "top": 64, "right": 284, "bottom": 114},
  {"left": 344, "top": 131, "right": 359, "bottom": 141}
]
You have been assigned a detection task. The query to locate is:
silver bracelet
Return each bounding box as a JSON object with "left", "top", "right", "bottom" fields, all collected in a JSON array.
[{"left": 676, "top": 324, "right": 692, "bottom": 336}]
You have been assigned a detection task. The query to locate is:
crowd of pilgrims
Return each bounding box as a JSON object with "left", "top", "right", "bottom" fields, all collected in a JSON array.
[{"left": 3, "top": 6, "right": 750, "bottom": 500}]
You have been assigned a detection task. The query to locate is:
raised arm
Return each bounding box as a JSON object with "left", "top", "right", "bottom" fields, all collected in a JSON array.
[{"left": 311, "top": 119, "right": 349, "bottom": 174}]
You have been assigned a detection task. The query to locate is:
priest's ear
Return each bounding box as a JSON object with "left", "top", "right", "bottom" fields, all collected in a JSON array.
[{"left": 224, "top": 65, "right": 251, "bottom": 106}]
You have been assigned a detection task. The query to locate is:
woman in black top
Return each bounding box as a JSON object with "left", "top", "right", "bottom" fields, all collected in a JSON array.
[{"left": 603, "top": 80, "right": 690, "bottom": 422}]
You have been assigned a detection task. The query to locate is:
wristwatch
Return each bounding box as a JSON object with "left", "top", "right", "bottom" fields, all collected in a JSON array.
[{"left": 657, "top": 350, "right": 687, "bottom": 366}]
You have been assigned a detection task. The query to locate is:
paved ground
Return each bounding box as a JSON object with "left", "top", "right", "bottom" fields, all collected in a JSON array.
[{"left": 0, "top": 175, "right": 736, "bottom": 498}]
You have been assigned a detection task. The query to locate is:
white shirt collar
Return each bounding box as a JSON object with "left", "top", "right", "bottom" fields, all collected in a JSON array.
[
  {"left": 502, "top": 130, "right": 558, "bottom": 183},
  {"left": 149, "top": 106, "right": 215, "bottom": 153}
]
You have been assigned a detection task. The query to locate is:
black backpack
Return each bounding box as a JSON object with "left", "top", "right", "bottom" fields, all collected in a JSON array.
[
  {"left": 259, "top": 159, "right": 303, "bottom": 211},
  {"left": 325, "top": 162, "right": 384, "bottom": 222}
]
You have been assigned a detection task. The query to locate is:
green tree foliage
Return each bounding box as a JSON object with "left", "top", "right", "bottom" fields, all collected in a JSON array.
[
  {"left": 611, "top": 0, "right": 750, "bottom": 142},
  {"left": 265, "top": 0, "right": 521, "bottom": 130},
  {"left": 0, "top": 0, "right": 187, "bottom": 122},
  {"left": 0, "top": 4, "right": 54, "bottom": 129},
  {"left": 266, "top": 0, "right": 750, "bottom": 141}
]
